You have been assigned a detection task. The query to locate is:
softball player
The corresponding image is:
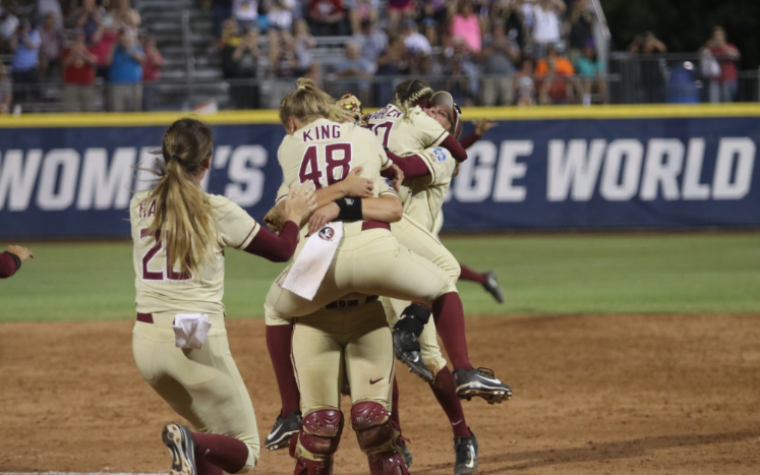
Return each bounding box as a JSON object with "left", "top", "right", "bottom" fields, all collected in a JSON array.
[
  {"left": 262, "top": 80, "right": 509, "bottom": 470},
  {"left": 0, "top": 245, "right": 33, "bottom": 278},
  {"left": 130, "top": 118, "right": 315, "bottom": 475}
]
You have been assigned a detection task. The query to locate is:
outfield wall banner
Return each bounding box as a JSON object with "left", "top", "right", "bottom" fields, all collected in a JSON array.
[{"left": 0, "top": 112, "right": 759, "bottom": 238}]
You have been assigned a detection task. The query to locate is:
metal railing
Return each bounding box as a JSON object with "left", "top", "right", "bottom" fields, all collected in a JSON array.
[{"left": 3, "top": 68, "right": 758, "bottom": 114}]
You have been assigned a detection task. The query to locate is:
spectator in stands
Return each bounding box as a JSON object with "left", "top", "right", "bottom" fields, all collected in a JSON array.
[
  {"left": 402, "top": 19, "right": 431, "bottom": 56},
  {"left": 705, "top": 26, "right": 740, "bottom": 103},
  {"left": 0, "top": 62, "right": 12, "bottom": 113},
  {"left": 294, "top": 18, "right": 317, "bottom": 77},
  {"left": 450, "top": 0, "right": 481, "bottom": 54},
  {"left": 416, "top": 0, "right": 446, "bottom": 47},
  {"left": 209, "top": 0, "right": 233, "bottom": 38},
  {"left": 113, "top": 0, "right": 140, "bottom": 36},
  {"left": 334, "top": 42, "right": 374, "bottom": 103},
  {"left": 416, "top": 51, "right": 441, "bottom": 76},
  {"left": 37, "top": 0, "right": 62, "bottom": 28},
  {"left": 347, "top": 0, "right": 379, "bottom": 35},
  {"left": 272, "top": 34, "right": 298, "bottom": 77},
  {"left": 535, "top": 45, "right": 573, "bottom": 76},
  {"left": 480, "top": 18, "right": 519, "bottom": 106},
  {"left": 353, "top": 18, "right": 387, "bottom": 63},
  {"left": 73, "top": 0, "right": 101, "bottom": 44},
  {"left": 375, "top": 34, "right": 409, "bottom": 104},
  {"left": 491, "top": 0, "right": 524, "bottom": 52},
  {"left": 531, "top": 0, "right": 564, "bottom": 58},
  {"left": 309, "top": 0, "right": 348, "bottom": 36},
  {"left": 538, "top": 56, "right": 572, "bottom": 105},
  {"left": 267, "top": 0, "right": 297, "bottom": 76},
  {"left": 387, "top": 0, "right": 414, "bottom": 36},
  {"left": 218, "top": 17, "right": 259, "bottom": 109},
  {"left": 567, "top": 0, "right": 594, "bottom": 61},
  {"left": 62, "top": 29, "right": 97, "bottom": 112},
  {"left": 627, "top": 31, "right": 667, "bottom": 55},
  {"left": 233, "top": 0, "right": 259, "bottom": 33},
  {"left": 10, "top": 18, "right": 41, "bottom": 105},
  {"left": 574, "top": 40, "right": 606, "bottom": 105},
  {"left": 514, "top": 56, "right": 536, "bottom": 106},
  {"left": 0, "top": 1, "right": 20, "bottom": 53},
  {"left": 38, "top": 12, "right": 63, "bottom": 79},
  {"left": 106, "top": 28, "right": 144, "bottom": 112},
  {"left": 444, "top": 36, "right": 479, "bottom": 105},
  {"left": 141, "top": 35, "right": 163, "bottom": 111},
  {"left": 88, "top": 3, "right": 119, "bottom": 80}
]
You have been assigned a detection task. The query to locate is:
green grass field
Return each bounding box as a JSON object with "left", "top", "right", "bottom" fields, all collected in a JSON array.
[{"left": 2, "top": 234, "right": 759, "bottom": 322}]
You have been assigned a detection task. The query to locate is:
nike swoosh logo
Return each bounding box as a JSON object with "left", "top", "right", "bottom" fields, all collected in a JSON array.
[
  {"left": 466, "top": 446, "right": 476, "bottom": 468},
  {"left": 266, "top": 426, "right": 282, "bottom": 441},
  {"left": 452, "top": 419, "right": 463, "bottom": 426},
  {"left": 370, "top": 378, "right": 383, "bottom": 385},
  {"left": 476, "top": 376, "right": 503, "bottom": 384}
]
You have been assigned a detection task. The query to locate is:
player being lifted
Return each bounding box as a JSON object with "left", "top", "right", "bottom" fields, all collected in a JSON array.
[
  {"left": 129, "top": 118, "right": 315, "bottom": 475},
  {"left": 261, "top": 79, "right": 510, "bottom": 473}
]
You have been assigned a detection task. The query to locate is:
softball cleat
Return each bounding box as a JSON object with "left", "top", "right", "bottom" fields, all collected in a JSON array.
[
  {"left": 453, "top": 367, "right": 512, "bottom": 404},
  {"left": 162, "top": 423, "right": 197, "bottom": 475}
]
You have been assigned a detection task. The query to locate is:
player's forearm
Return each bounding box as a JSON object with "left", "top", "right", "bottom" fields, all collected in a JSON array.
[
  {"left": 315, "top": 183, "right": 346, "bottom": 208},
  {"left": 244, "top": 221, "right": 299, "bottom": 262},
  {"left": 440, "top": 135, "right": 468, "bottom": 162},
  {"left": 0, "top": 252, "right": 21, "bottom": 278},
  {"left": 385, "top": 149, "right": 430, "bottom": 179},
  {"left": 361, "top": 195, "right": 403, "bottom": 223},
  {"left": 459, "top": 132, "right": 481, "bottom": 150}
]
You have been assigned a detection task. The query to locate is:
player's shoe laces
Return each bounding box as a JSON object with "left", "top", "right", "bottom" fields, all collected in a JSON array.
[
  {"left": 453, "top": 430, "right": 479, "bottom": 475},
  {"left": 397, "top": 435, "right": 413, "bottom": 468},
  {"left": 483, "top": 271, "right": 505, "bottom": 304},
  {"left": 392, "top": 304, "right": 434, "bottom": 382},
  {"left": 162, "top": 423, "right": 197, "bottom": 475},
  {"left": 453, "top": 367, "right": 512, "bottom": 404},
  {"left": 265, "top": 410, "right": 302, "bottom": 451}
]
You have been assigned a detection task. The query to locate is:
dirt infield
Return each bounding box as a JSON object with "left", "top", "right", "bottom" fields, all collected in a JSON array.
[{"left": 1, "top": 315, "right": 759, "bottom": 474}]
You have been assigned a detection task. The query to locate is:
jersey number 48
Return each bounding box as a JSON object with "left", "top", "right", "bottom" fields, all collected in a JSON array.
[{"left": 299, "top": 143, "right": 353, "bottom": 189}]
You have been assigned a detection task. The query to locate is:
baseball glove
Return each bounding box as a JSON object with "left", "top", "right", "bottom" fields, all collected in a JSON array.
[
  {"left": 263, "top": 206, "right": 286, "bottom": 235},
  {"left": 336, "top": 93, "right": 365, "bottom": 126}
]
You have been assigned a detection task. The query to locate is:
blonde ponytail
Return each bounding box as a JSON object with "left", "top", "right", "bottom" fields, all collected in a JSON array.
[
  {"left": 279, "top": 78, "right": 353, "bottom": 127},
  {"left": 147, "top": 119, "right": 216, "bottom": 276}
]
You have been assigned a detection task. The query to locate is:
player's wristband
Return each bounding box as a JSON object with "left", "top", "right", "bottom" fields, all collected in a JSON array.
[
  {"left": 4, "top": 251, "right": 21, "bottom": 271},
  {"left": 335, "top": 197, "right": 363, "bottom": 221}
]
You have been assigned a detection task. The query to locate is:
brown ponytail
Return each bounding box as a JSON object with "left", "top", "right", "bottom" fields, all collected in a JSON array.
[
  {"left": 279, "top": 78, "right": 352, "bottom": 127},
  {"left": 147, "top": 118, "right": 216, "bottom": 276},
  {"left": 394, "top": 79, "right": 434, "bottom": 116}
]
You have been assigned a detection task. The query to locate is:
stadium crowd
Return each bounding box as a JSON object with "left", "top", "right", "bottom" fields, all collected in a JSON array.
[{"left": 0, "top": 0, "right": 747, "bottom": 112}]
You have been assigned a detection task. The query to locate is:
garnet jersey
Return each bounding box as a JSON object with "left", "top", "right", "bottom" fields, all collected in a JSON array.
[
  {"left": 130, "top": 190, "right": 260, "bottom": 315},
  {"left": 275, "top": 117, "right": 396, "bottom": 207},
  {"left": 401, "top": 146, "right": 458, "bottom": 232},
  {"left": 364, "top": 104, "right": 448, "bottom": 157}
]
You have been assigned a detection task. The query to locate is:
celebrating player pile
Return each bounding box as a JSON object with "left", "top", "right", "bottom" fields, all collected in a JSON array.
[{"left": 132, "top": 79, "right": 510, "bottom": 475}]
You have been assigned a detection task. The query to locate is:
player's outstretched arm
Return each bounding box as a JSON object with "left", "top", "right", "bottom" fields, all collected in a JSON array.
[
  {"left": 1, "top": 245, "right": 34, "bottom": 279},
  {"left": 246, "top": 186, "right": 316, "bottom": 262},
  {"left": 307, "top": 194, "right": 402, "bottom": 235}
]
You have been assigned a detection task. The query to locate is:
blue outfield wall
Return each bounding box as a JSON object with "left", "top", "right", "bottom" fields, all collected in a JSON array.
[{"left": 0, "top": 107, "right": 758, "bottom": 238}]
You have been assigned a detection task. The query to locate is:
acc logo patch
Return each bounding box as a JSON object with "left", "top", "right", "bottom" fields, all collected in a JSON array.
[
  {"left": 318, "top": 226, "right": 335, "bottom": 241},
  {"left": 432, "top": 148, "right": 447, "bottom": 163}
]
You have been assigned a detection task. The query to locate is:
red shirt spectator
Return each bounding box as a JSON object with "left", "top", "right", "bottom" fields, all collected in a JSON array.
[
  {"left": 141, "top": 36, "right": 164, "bottom": 82},
  {"left": 63, "top": 43, "right": 97, "bottom": 84},
  {"left": 707, "top": 27, "right": 740, "bottom": 84},
  {"left": 310, "top": 0, "right": 344, "bottom": 16}
]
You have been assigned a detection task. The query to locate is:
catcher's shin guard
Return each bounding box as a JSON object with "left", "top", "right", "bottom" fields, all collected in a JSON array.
[
  {"left": 392, "top": 304, "right": 433, "bottom": 382},
  {"left": 292, "top": 410, "right": 344, "bottom": 475},
  {"left": 350, "top": 402, "right": 409, "bottom": 475}
]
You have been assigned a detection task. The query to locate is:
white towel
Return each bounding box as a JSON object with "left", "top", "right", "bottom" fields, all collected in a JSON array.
[
  {"left": 173, "top": 314, "right": 212, "bottom": 350},
  {"left": 280, "top": 222, "right": 343, "bottom": 301}
]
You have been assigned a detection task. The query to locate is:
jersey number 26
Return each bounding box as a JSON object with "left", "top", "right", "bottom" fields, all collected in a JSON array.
[{"left": 299, "top": 143, "right": 353, "bottom": 189}]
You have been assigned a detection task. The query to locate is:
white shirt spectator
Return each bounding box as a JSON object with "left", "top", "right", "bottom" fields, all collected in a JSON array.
[
  {"left": 234, "top": 0, "right": 258, "bottom": 22},
  {"left": 0, "top": 9, "right": 19, "bottom": 40},
  {"left": 353, "top": 27, "right": 387, "bottom": 63},
  {"left": 37, "top": 0, "right": 63, "bottom": 28},
  {"left": 404, "top": 32, "right": 431, "bottom": 55},
  {"left": 533, "top": 4, "right": 560, "bottom": 44},
  {"left": 268, "top": 0, "right": 296, "bottom": 30}
]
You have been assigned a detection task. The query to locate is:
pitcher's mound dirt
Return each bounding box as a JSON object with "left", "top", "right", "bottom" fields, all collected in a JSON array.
[{"left": 1, "top": 315, "right": 760, "bottom": 474}]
